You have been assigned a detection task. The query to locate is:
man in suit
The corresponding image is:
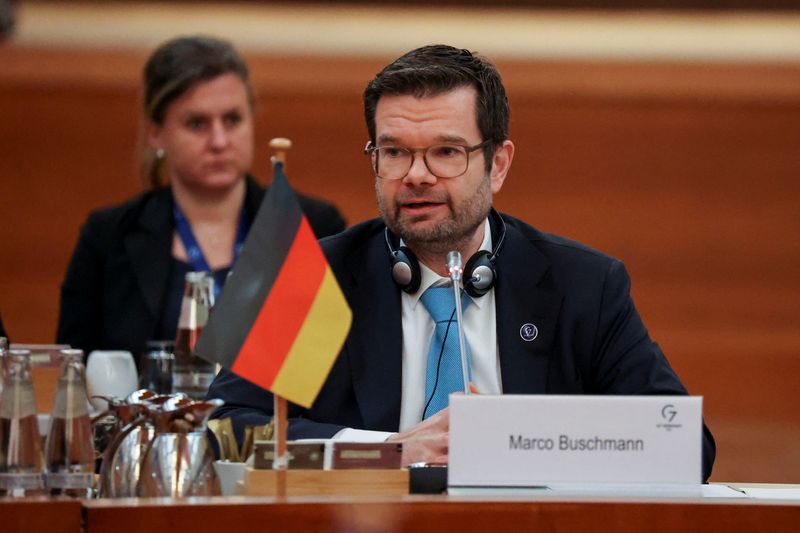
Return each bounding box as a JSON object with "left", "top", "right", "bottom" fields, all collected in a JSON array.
[{"left": 209, "top": 44, "right": 715, "bottom": 480}]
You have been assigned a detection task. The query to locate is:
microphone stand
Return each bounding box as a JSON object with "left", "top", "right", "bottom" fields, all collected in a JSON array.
[{"left": 447, "top": 251, "right": 471, "bottom": 395}]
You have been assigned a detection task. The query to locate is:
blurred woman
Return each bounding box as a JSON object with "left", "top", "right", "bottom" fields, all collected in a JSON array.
[{"left": 57, "top": 35, "right": 345, "bottom": 359}]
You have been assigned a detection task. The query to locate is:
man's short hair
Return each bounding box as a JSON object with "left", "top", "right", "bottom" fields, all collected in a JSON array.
[{"left": 363, "top": 44, "right": 510, "bottom": 170}]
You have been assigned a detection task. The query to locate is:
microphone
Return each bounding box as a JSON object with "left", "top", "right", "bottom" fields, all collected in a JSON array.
[
  {"left": 446, "top": 251, "right": 471, "bottom": 395},
  {"left": 447, "top": 251, "right": 463, "bottom": 282}
]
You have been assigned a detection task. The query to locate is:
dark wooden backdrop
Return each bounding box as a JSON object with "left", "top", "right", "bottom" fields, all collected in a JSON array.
[{"left": 1, "top": 45, "right": 798, "bottom": 483}]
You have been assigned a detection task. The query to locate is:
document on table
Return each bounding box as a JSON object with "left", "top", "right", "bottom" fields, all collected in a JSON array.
[
  {"left": 739, "top": 487, "right": 800, "bottom": 500},
  {"left": 702, "top": 484, "right": 749, "bottom": 498}
]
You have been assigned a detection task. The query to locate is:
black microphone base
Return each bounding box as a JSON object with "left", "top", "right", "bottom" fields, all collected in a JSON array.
[{"left": 408, "top": 464, "right": 448, "bottom": 494}]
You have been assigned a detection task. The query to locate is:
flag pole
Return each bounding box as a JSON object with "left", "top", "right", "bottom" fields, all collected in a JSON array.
[
  {"left": 273, "top": 395, "right": 288, "bottom": 497},
  {"left": 270, "top": 137, "right": 293, "bottom": 498},
  {"left": 269, "top": 137, "right": 292, "bottom": 171}
]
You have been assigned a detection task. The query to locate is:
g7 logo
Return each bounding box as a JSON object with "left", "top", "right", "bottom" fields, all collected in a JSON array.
[{"left": 661, "top": 404, "right": 677, "bottom": 423}]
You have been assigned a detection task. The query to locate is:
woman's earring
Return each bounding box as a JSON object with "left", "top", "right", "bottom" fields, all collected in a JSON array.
[{"left": 155, "top": 148, "right": 165, "bottom": 159}]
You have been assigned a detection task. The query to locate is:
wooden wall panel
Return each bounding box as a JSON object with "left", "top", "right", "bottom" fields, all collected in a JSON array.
[{"left": 1, "top": 46, "right": 799, "bottom": 483}]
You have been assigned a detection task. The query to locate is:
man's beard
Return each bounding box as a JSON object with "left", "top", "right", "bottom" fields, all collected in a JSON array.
[{"left": 376, "top": 174, "right": 492, "bottom": 256}]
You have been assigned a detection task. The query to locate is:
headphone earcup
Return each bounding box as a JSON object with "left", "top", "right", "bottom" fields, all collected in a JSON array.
[
  {"left": 463, "top": 250, "right": 496, "bottom": 298},
  {"left": 390, "top": 246, "right": 421, "bottom": 294}
]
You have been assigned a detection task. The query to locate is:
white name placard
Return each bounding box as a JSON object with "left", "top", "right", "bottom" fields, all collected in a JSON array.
[{"left": 448, "top": 395, "right": 702, "bottom": 488}]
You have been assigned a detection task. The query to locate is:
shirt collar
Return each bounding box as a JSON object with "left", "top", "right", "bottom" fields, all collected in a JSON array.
[{"left": 402, "top": 218, "right": 492, "bottom": 310}]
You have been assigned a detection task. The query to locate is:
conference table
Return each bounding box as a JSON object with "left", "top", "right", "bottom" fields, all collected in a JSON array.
[{"left": 3, "top": 485, "right": 799, "bottom": 533}]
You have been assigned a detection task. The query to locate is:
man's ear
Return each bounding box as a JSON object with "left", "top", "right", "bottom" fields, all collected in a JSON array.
[{"left": 489, "top": 140, "right": 514, "bottom": 194}]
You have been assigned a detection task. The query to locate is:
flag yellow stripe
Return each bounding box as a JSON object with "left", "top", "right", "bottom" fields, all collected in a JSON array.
[{"left": 271, "top": 267, "right": 352, "bottom": 408}]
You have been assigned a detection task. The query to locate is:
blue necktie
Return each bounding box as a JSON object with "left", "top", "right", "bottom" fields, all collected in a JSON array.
[{"left": 420, "top": 285, "right": 472, "bottom": 419}]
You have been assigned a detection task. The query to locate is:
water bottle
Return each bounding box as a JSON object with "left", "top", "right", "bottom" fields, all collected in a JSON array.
[
  {"left": 173, "top": 272, "right": 216, "bottom": 399},
  {"left": 0, "top": 349, "right": 44, "bottom": 497},
  {"left": 44, "top": 349, "right": 95, "bottom": 497},
  {"left": 0, "top": 336, "right": 7, "bottom": 396}
]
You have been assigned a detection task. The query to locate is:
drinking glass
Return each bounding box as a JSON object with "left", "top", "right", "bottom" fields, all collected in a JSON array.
[{"left": 139, "top": 341, "right": 174, "bottom": 394}]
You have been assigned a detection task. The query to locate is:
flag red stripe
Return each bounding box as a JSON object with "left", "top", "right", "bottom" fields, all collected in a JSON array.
[{"left": 231, "top": 217, "right": 326, "bottom": 390}]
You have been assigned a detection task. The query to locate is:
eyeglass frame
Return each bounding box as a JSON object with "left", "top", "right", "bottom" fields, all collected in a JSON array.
[{"left": 364, "top": 139, "right": 492, "bottom": 180}]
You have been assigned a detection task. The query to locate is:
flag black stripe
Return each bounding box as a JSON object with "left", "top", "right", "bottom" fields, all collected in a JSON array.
[{"left": 196, "top": 164, "right": 302, "bottom": 368}]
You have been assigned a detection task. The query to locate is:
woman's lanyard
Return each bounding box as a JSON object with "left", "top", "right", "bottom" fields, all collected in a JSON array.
[{"left": 173, "top": 202, "right": 248, "bottom": 298}]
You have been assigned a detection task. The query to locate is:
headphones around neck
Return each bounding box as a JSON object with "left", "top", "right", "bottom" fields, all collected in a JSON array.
[{"left": 385, "top": 209, "right": 507, "bottom": 298}]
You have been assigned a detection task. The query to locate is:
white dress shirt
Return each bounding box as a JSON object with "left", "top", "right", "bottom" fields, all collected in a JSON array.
[{"left": 335, "top": 219, "right": 502, "bottom": 441}]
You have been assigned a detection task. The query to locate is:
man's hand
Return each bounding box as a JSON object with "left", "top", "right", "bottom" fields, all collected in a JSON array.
[
  {"left": 386, "top": 408, "right": 449, "bottom": 466},
  {"left": 386, "top": 383, "right": 481, "bottom": 466}
]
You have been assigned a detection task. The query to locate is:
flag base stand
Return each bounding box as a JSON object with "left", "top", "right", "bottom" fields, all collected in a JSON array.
[{"left": 243, "top": 467, "right": 409, "bottom": 497}]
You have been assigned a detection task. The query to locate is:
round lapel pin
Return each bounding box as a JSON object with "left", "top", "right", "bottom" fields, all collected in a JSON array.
[{"left": 520, "top": 323, "right": 538, "bottom": 341}]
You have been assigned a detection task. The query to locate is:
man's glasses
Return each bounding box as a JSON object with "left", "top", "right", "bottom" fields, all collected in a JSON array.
[{"left": 364, "top": 140, "right": 491, "bottom": 180}]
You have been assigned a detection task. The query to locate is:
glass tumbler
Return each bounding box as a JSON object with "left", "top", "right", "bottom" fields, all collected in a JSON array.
[{"left": 139, "top": 340, "right": 175, "bottom": 394}]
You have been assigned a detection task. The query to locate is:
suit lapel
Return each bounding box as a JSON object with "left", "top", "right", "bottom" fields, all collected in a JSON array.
[
  {"left": 342, "top": 229, "right": 403, "bottom": 431},
  {"left": 125, "top": 179, "right": 263, "bottom": 322},
  {"left": 332, "top": 216, "right": 565, "bottom": 427},
  {"left": 495, "top": 219, "right": 563, "bottom": 394},
  {"left": 243, "top": 176, "right": 265, "bottom": 225},
  {"left": 123, "top": 188, "right": 174, "bottom": 322}
]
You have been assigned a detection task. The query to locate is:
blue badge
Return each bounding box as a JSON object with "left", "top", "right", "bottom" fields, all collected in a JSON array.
[{"left": 519, "top": 323, "right": 538, "bottom": 342}]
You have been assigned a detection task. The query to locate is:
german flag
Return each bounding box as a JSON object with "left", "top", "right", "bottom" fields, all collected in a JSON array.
[{"left": 195, "top": 163, "right": 351, "bottom": 408}]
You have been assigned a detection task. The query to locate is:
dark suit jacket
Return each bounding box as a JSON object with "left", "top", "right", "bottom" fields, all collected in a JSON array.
[
  {"left": 209, "top": 213, "right": 715, "bottom": 481},
  {"left": 56, "top": 177, "right": 345, "bottom": 358}
]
